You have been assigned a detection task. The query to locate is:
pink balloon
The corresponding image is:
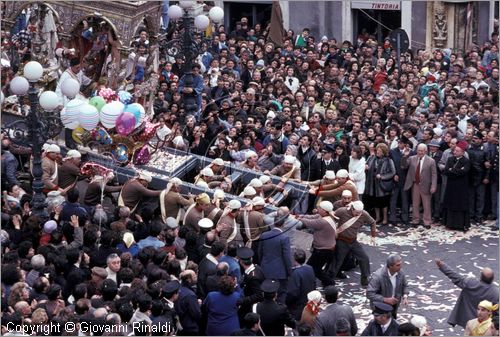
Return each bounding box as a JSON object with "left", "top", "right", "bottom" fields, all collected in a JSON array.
[{"left": 115, "top": 112, "right": 137, "bottom": 136}]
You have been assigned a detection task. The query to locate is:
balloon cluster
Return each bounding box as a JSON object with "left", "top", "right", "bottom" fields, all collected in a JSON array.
[
  {"left": 80, "top": 162, "right": 114, "bottom": 178},
  {"left": 97, "top": 88, "right": 117, "bottom": 103}
]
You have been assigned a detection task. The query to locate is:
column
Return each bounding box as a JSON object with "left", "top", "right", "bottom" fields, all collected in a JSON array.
[
  {"left": 401, "top": 1, "right": 412, "bottom": 47},
  {"left": 341, "top": 1, "right": 352, "bottom": 42}
]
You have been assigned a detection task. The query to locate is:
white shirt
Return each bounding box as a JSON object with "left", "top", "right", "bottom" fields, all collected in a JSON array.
[
  {"left": 381, "top": 318, "right": 392, "bottom": 333},
  {"left": 417, "top": 156, "right": 424, "bottom": 174},
  {"left": 105, "top": 267, "right": 117, "bottom": 283},
  {"left": 388, "top": 270, "right": 397, "bottom": 297},
  {"left": 55, "top": 69, "right": 92, "bottom": 105},
  {"left": 285, "top": 76, "right": 300, "bottom": 94}
]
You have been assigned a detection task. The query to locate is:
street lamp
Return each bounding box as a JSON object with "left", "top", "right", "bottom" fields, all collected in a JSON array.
[
  {"left": 160, "top": 3, "right": 224, "bottom": 116},
  {"left": 3, "top": 61, "right": 63, "bottom": 221}
]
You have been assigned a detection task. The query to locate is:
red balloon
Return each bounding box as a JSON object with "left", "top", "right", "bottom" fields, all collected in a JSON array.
[{"left": 115, "top": 112, "right": 136, "bottom": 136}]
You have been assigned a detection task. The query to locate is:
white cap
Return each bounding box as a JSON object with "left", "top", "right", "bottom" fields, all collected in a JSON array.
[
  {"left": 350, "top": 200, "right": 364, "bottom": 211},
  {"left": 342, "top": 190, "right": 353, "bottom": 197},
  {"left": 196, "top": 181, "right": 209, "bottom": 188},
  {"left": 259, "top": 175, "right": 271, "bottom": 184},
  {"left": 245, "top": 151, "right": 257, "bottom": 160},
  {"left": 212, "top": 158, "right": 224, "bottom": 166},
  {"left": 228, "top": 200, "right": 242, "bottom": 210},
  {"left": 42, "top": 143, "right": 51, "bottom": 152},
  {"left": 55, "top": 48, "right": 64, "bottom": 58},
  {"left": 198, "top": 218, "right": 214, "bottom": 229},
  {"left": 243, "top": 186, "right": 256, "bottom": 196},
  {"left": 213, "top": 189, "right": 225, "bottom": 200},
  {"left": 138, "top": 171, "right": 153, "bottom": 182},
  {"left": 307, "top": 290, "right": 323, "bottom": 303},
  {"left": 410, "top": 315, "right": 427, "bottom": 335},
  {"left": 166, "top": 217, "right": 179, "bottom": 229},
  {"left": 65, "top": 149, "right": 81, "bottom": 159},
  {"left": 249, "top": 178, "right": 263, "bottom": 188},
  {"left": 170, "top": 177, "right": 182, "bottom": 186},
  {"left": 200, "top": 167, "right": 214, "bottom": 177},
  {"left": 324, "top": 170, "right": 335, "bottom": 180},
  {"left": 319, "top": 201, "right": 334, "bottom": 212},
  {"left": 173, "top": 135, "right": 184, "bottom": 146},
  {"left": 47, "top": 144, "right": 61, "bottom": 153},
  {"left": 252, "top": 196, "right": 265, "bottom": 206},
  {"left": 267, "top": 110, "right": 276, "bottom": 119},
  {"left": 336, "top": 169, "right": 349, "bottom": 178},
  {"left": 433, "top": 127, "right": 443, "bottom": 137},
  {"left": 284, "top": 155, "right": 295, "bottom": 164}
]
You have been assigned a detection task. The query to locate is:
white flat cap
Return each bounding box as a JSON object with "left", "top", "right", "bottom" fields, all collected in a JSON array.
[
  {"left": 350, "top": 200, "right": 364, "bottom": 210},
  {"left": 249, "top": 178, "right": 263, "bottom": 188},
  {"left": 243, "top": 186, "right": 256, "bottom": 196},
  {"left": 336, "top": 169, "right": 349, "bottom": 178},
  {"left": 228, "top": 200, "right": 242, "bottom": 210},
  {"left": 196, "top": 181, "right": 209, "bottom": 188},
  {"left": 267, "top": 111, "right": 276, "bottom": 119},
  {"left": 245, "top": 151, "right": 257, "bottom": 160},
  {"left": 213, "top": 189, "right": 225, "bottom": 200},
  {"left": 200, "top": 167, "right": 214, "bottom": 177},
  {"left": 170, "top": 177, "right": 182, "bottom": 186},
  {"left": 198, "top": 218, "right": 214, "bottom": 229},
  {"left": 259, "top": 175, "right": 271, "bottom": 184},
  {"left": 324, "top": 170, "right": 336, "bottom": 180},
  {"left": 342, "top": 190, "right": 353, "bottom": 197},
  {"left": 47, "top": 144, "right": 61, "bottom": 153},
  {"left": 65, "top": 149, "right": 81, "bottom": 159},
  {"left": 138, "top": 171, "right": 153, "bottom": 182},
  {"left": 166, "top": 217, "right": 179, "bottom": 229},
  {"left": 319, "top": 201, "right": 334, "bottom": 212},
  {"left": 212, "top": 158, "right": 224, "bottom": 166},
  {"left": 252, "top": 196, "right": 265, "bottom": 206},
  {"left": 284, "top": 155, "right": 295, "bottom": 164}
]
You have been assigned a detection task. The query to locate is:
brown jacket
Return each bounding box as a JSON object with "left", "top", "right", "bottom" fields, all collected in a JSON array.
[
  {"left": 334, "top": 207, "right": 376, "bottom": 240},
  {"left": 217, "top": 213, "right": 244, "bottom": 245},
  {"left": 239, "top": 210, "right": 267, "bottom": 241},
  {"left": 317, "top": 180, "right": 358, "bottom": 202},
  {"left": 120, "top": 179, "right": 161, "bottom": 210},
  {"left": 299, "top": 214, "right": 336, "bottom": 250},
  {"left": 41, "top": 157, "right": 58, "bottom": 190},
  {"left": 163, "top": 190, "right": 193, "bottom": 219},
  {"left": 58, "top": 161, "right": 80, "bottom": 189},
  {"left": 184, "top": 205, "right": 204, "bottom": 232},
  {"left": 402, "top": 154, "right": 437, "bottom": 194},
  {"left": 270, "top": 165, "right": 301, "bottom": 180}
]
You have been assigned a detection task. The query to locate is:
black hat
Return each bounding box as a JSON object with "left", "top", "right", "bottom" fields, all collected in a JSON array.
[
  {"left": 373, "top": 302, "right": 393, "bottom": 316},
  {"left": 322, "top": 145, "right": 335, "bottom": 153},
  {"left": 163, "top": 281, "right": 181, "bottom": 295},
  {"left": 261, "top": 279, "right": 280, "bottom": 293},
  {"left": 237, "top": 247, "right": 254, "bottom": 260}
]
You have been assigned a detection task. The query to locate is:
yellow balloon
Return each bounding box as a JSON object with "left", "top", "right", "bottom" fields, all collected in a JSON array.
[{"left": 72, "top": 126, "right": 85, "bottom": 144}]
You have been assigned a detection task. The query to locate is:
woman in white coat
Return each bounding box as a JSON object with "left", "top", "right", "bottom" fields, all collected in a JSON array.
[{"left": 348, "top": 146, "right": 366, "bottom": 200}]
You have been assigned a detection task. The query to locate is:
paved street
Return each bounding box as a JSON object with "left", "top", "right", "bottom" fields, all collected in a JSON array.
[{"left": 293, "top": 222, "right": 499, "bottom": 336}]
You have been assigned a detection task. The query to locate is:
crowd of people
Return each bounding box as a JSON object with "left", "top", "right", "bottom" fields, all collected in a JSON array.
[{"left": 1, "top": 3, "right": 499, "bottom": 336}]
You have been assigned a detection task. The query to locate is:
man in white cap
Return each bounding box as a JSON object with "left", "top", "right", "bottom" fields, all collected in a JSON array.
[
  {"left": 240, "top": 196, "right": 268, "bottom": 263},
  {"left": 308, "top": 170, "right": 336, "bottom": 189},
  {"left": 83, "top": 172, "right": 122, "bottom": 209},
  {"left": 311, "top": 169, "right": 359, "bottom": 203},
  {"left": 258, "top": 175, "right": 285, "bottom": 200},
  {"left": 199, "top": 158, "right": 232, "bottom": 191},
  {"left": 268, "top": 155, "right": 301, "bottom": 182},
  {"left": 205, "top": 189, "right": 225, "bottom": 224},
  {"left": 58, "top": 150, "right": 82, "bottom": 189},
  {"left": 118, "top": 171, "right": 161, "bottom": 213},
  {"left": 41, "top": 144, "right": 61, "bottom": 193},
  {"left": 333, "top": 190, "right": 353, "bottom": 211},
  {"left": 240, "top": 150, "right": 261, "bottom": 171},
  {"left": 195, "top": 167, "right": 214, "bottom": 187},
  {"left": 216, "top": 199, "right": 244, "bottom": 245},
  {"left": 159, "top": 177, "right": 194, "bottom": 223},
  {"left": 329, "top": 200, "right": 377, "bottom": 287},
  {"left": 296, "top": 201, "right": 337, "bottom": 287},
  {"left": 239, "top": 186, "right": 257, "bottom": 200},
  {"left": 183, "top": 192, "right": 211, "bottom": 233}
]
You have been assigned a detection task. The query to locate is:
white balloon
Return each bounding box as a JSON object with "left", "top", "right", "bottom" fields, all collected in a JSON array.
[
  {"left": 209, "top": 6, "right": 224, "bottom": 22},
  {"left": 100, "top": 101, "right": 125, "bottom": 129},
  {"left": 10, "top": 76, "right": 29, "bottom": 95},
  {"left": 61, "top": 78, "right": 80, "bottom": 98},
  {"left": 168, "top": 5, "right": 183, "bottom": 20},
  {"left": 61, "top": 98, "right": 84, "bottom": 129},
  {"left": 23, "top": 61, "right": 43, "bottom": 82},
  {"left": 39, "top": 91, "right": 59, "bottom": 111},
  {"left": 79, "top": 103, "right": 100, "bottom": 131},
  {"left": 194, "top": 15, "right": 210, "bottom": 30}
]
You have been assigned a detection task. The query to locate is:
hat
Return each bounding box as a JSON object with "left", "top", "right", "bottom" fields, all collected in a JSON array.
[
  {"left": 237, "top": 247, "right": 254, "bottom": 260},
  {"left": 228, "top": 200, "right": 242, "bottom": 210},
  {"left": 92, "top": 267, "right": 108, "bottom": 279},
  {"left": 252, "top": 196, "right": 265, "bottom": 206},
  {"left": 267, "top": 111, "right": 276, "bottom": 119},
  {"left": 47, "top": 144, "right": 60, "bottom": 153},
  {"left": 324, "top": 170, "right": 336, "bottom": 180},
  {"left": 428, "top": 139, "right": 441, "bottom": 148},
  {"left": 163, "top": 280, "right": 181, "bottom": 294},
  {"left": 256, "top": 59, "right": 265, "bottom": 68},
  {"left": 478, "top": 300, "right": 499, "bottom": 311},
  {"left": 43, "top": 220, "right": 57, "bottom": 234},
  {"left": 284, "top": 155, "right": 295, "bottom": 164},
  {"left": 351, "top": 82, "right": 361, "bottom": 90},
  {"left": 245, "top": 151, "right": 257, "bottom": 160},
  {"left": 248, "top": 81, "right": 259, "bottom": 87},
  {"left": 200, "top": 167, "right": 214, "bottom": 177},
  {"left": 410, "top": 315, "right": 427, "bottom": 335},
  {"left": 65, "top": 150, "right": 81, "bottom": 159},
  {"left": 196, "top": 193, "right": 211, "bottom": 205},
  {"left": 170, "top": 177, "right": 182, "bottom": 186},
  {"left": 350, "top": 200, "right": 364, "bottom": 211},
  {"left": 307, "top": 290, "right": 322, "bottom": 303},
  {"left": 323, "top": 145, "right": 335, "bottom": 153},
  {"left": 433, "top": 127, "right": 443, "bottom": 137},
  {"left": 138, "top": 171, "right": 153, "bottom": 182},
  {"left": 456, "top": 140, "right": 468, "bottom": 151},
  {"left": 249, "top": 178, "right": 263, "bottom": 188},
  {"left": 427, "top": 74, "right": 436, "bottom": 83},
  {"left": 123, "top": 232, "right": 135, "bottom": 248},
  {"left": 261, "top": 279, "right": 280, "bottom": 293},
  {"left": 336, "top": 169, "right": 349, "bottom": 178},
  {"left": 373, "top": 302, "right": 393, "bottom": 316},
  {"left": 242, "top": 186, "right": 256, "bottom": 197},
  {"left": 196, "top": 181, "right": 209, "bottom": 188},
  {"left": 42, "top": 143, "right": 51, "bottom": 152},
  {"left": 198, "top": 218, "right": 214, "bottom": 229},
  {"left": 166, "top": 217, "right": 179, "bottom": 229},
  {"left": 342, "top": 190, "right": 353, "bottom": 197},
  {"left": 319, "top": 201, "right": 334, "bottom": 212},
  {"left": 213, "top": 189, "right": 225, "bottom": 200},
  {"left": 212, "top": 158, "right": 224, "bottom": 166},
  {"left": 260, "top": 176, "right": 271, "bottom": 184}
]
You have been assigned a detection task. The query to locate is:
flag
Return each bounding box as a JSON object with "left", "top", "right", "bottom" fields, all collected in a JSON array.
[
  {"left": 268, "top": 0, "right": 285, "bottom": 47},
  {"left": 205, "top": 19, "right": 213, "bottom": 38}
]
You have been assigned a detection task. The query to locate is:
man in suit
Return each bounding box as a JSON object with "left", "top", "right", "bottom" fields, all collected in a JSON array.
[
  {"left": 259, "top": 213, "right": 293, "bottom": 304},
  {"left": 197, "top": 240, "right": 225, "bottom": 299},
  {"left": 254, "top": 280, "right": 296, "bottom": 336},
  {"left": 315, "top": 145, "right": 341, "bottom": 180},
  {"left": 314, "top": 286, "right": 358, "bottom": 336},
  {"left": 361, "top": 302, "right": 400, "bottom": 336},
  {"left": 402, "top": 143, "right": 437, "bottom": 229},
  {"left": 366, "top": 254, "right": 409, "bottom": 318},
  {"left": 236, "top": 247, "right": 265, "bottom": 323},
  {"left": 175, "top": 270, "right": 201, "bottom": 335},
  {"left": 389, "top": 138, "right": 410, "bottom": 225},
  {"left": 285, "top": 248, "right": 316, "bottom": 320}
]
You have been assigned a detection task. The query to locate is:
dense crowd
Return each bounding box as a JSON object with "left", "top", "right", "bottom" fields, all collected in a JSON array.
[{"left": 1, "top": 4, "right": 499, "bottom": 336}]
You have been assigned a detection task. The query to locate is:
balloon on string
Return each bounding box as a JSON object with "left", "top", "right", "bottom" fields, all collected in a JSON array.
[
  {"left": 72, "top": 126, "right": 86, "bottom": 144},
  {"left": 118, "top": 90, "right": 133, "bottom": 105},
  {"left": 100, "top": 101, "right": 125, "bottom": 129},
  {"left": 125, "top": 103, "right": 145, "bottom": 127},
  {"left": 61, "top": 98, "right": 84, "bottom": 129},
  {"left": 78, "top": 103, "right": 100, "bottom": 131},
  {"left": 89, "top": 96, "right": 106, "bottom": 112},
  {"left": 115, "top": 111, "right": 136, "bottom": 136}
]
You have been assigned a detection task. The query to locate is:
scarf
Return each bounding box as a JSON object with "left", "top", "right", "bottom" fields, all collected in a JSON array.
[
  {"left": 305, "top": 301, "right": 320, "bottom": 316},
  {"left": 471, "top": 318, "right": 492, "bottom": 336}
]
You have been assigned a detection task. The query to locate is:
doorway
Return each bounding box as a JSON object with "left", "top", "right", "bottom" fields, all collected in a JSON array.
[
  {"left": 353, "top": 8, "right": 401, "bottom": 43},
  {"left": 223, "top": 2, "right": 272, "bottom": 32}
]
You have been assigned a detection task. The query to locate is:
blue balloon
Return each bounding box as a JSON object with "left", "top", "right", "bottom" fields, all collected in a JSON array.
[{"left": 124, "top": 104, "right": 141, "bottom": 126}]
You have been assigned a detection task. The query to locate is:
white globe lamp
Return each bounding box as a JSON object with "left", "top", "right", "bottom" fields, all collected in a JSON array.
[
  {"left": 209, "top": 6, "right": 224, "bottom": 23},
  {"left": 10, "top": 76, "right": 30, "bottom": 96},
  {"left": 23, "top": 61, "right": 44, "bottom": 82},
  {"left": 168, "top": 5, "right": 183, "bottom": 20},
  {"left": 39, "top": 91, "right": 60, "bottom": 111},
  {"left": 61, "top": 78, "right": 80, "bottom": 98},
  {"left": 179, "top": 1, "right": 195, "bottom": 9},
  {"left": 194, "top": 15, "right": 210, "bottom": 30}
]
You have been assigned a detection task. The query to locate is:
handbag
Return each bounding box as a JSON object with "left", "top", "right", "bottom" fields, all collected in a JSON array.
[{"left": 379, "top": 178, "right": 394, "bottom": 192}]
